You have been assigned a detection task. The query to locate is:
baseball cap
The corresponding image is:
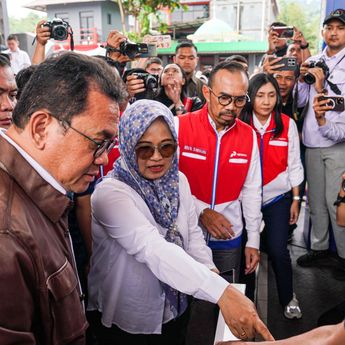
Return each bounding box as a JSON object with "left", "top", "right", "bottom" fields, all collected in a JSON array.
[{"left": 323, "top": 9, "right": 345, "bottom": 26}]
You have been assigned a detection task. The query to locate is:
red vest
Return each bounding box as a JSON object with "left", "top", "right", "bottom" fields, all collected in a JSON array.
[
  {"left": 178, "top": 105, "right": 254, "bottom": 205},
  {"left": 252, "top": 113, "right": 290, "bottom": 186}
]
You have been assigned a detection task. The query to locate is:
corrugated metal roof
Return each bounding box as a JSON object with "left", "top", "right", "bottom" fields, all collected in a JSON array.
[
  {"left": 24, "top": 0, "right": 106, "bottom": 12},
  {"left": 158, "top": 40, "right": 268, "bottom": 55}
]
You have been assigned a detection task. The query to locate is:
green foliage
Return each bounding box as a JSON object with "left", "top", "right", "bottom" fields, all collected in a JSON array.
[
  {"left": 122, "top": 0, "right": 183, "bottom": 35},
  {"left": 9, "top": 12, "right": 46, "bottom": 34},
  {"left": 277, "top": 0, "right": 321, "bottom": 54}
]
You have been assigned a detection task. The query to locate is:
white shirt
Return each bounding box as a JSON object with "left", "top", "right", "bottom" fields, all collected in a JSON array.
[
  {"left": 253, "top": 114, "right": 304, "bottom": 204},
  {"left": 5, "top": 48, "right": 31, "bottom": 74},
  {"left": 298, "top": 45, "right": 345, "bottom": 147},
  {"left": 87, "top": 171, "right": 229, "bottom": 334}
]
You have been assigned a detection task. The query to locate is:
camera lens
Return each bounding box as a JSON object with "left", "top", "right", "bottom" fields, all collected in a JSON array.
[
  {"left": 303, "top": 73, "right": 316, "bottom": 85},
  {"left": 52, "top": 25, "right": 68, "bottom": 40}
]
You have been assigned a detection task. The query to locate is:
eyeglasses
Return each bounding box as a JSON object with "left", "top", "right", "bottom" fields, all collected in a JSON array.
[
  {"left": 135, "top": 142, "right": 177, "bottom": 160},
  {"left": 209, "top": 88, "right": 250, "bottom": 107},
  {"left": 60, "top": 119, "right": 117, "bottom": 158}
]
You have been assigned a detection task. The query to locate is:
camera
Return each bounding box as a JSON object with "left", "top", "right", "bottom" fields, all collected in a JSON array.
[
  {"left": 119, "top": 40, "right": 149, "bottom": 59},
  {"left": 318, "top": 96, "right": 345, "bottom": 112},
  {"left": 133, "top": 72, "right": 158, "bottom": 90},
  {"left": 303, "top": 60, "right": 330, "bottom": 85},
  {"left": 272, "top": 26, "right": 294, "bottom": 38},
  {"left": 43, "top": 18, "right": 69, "bottom": 41}
]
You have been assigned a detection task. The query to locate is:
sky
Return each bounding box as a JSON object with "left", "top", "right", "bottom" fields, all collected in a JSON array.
[{"left": 6, "top": 0, "right": 45, "bottom": 18}]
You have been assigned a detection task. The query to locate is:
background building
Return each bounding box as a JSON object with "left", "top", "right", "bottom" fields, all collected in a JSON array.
[
  {"left": 25, "top": 0, "right": 126, "bottom": 46},
  {"left": 0, "top": 0, "right": 9, "bottom": 46}
]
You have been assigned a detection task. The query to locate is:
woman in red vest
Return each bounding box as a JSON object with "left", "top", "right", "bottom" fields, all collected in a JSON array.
[{"left": 241, "top": 73, "right": 304, "bottom": 319}]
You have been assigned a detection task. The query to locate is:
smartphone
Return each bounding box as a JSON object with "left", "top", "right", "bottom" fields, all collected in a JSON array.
[
  {"left": 272, "top": 26, "right": 294, "bottom": 38},
  {"left": 269, "top": 57, "right": 298, "bottom": 71},
  {"left": 318, "top": 96, "right": 345, "bottom": 112}
]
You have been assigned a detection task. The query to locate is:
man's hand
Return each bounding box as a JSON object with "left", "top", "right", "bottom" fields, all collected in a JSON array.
[
  {"left": 267, "top": 28, "right": 280, "bottom": 53},
  {"left": 313, "top": 93, "right": 333, "bottom": 126},
  {"left": 106, "top": 30, "right": 131, "bottom": 63},
  {"left": 217, "top": 285, "right": 274, "bottom": 341},
  {"left": 126, "top": 74, "right": 145, "bottom": 98},
  {"left": 292, "top": 27, "right": 308, "bottom": 47},
  {"left": 200, "top": 208, "right": 235, "bottom": 240},
  {"left": 36, "top": 20, "right": 51, "bottom": 46},
  {"left": 244, "top": 247, "right": 260, "bottom": 275},
  {"left": 262, "top": 56, "right": 284, "bottom": 75}
]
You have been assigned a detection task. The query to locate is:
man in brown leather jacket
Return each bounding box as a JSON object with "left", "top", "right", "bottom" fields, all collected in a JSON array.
[{"left": 0, "top": 52, "right": 127, "bottom": 344}]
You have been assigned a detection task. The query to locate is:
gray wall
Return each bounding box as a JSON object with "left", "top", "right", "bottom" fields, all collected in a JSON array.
[
  {"left": 47, "top": 1, "right": 103, "bottom": 44},
  {"left": 46, "top": 1, "right": 126, "bottom": 44}
]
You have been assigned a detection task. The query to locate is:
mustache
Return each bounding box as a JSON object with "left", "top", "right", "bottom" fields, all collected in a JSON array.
[{"left": 219, "top": 110, "right": 238, "bottom": 117}]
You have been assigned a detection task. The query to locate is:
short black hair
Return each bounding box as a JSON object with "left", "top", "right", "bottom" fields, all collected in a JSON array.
[
  {"left": 270, "top": 22, "right": 287, "bottom": 28},
  {"left": 15, "top": 65, "right": 38, "bottom": 100},
  {"left": 175, "top": 41, "right": 198, "bottom": 54},
  {"left": 13, "top": 52, "right": 128, "bottom": 128},
  {"left": 225, "top": 55, "right": 248, "bottom": 65},
  {"left": 144, "top": 57, "right": 163, "bottom": 69},
  {"left": 0, "top": 54, "right": 11, "bottom": 68},
  {"left": 208, "top": 61, "right": 248, "bottom": 88},
  {"left": 7, "top": 34, "right": 18, "bottom": 41}
]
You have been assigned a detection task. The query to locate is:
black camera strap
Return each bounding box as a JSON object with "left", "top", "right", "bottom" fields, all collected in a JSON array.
[{"left": 326, "top": 53, "right": 345, "bottom": 95}]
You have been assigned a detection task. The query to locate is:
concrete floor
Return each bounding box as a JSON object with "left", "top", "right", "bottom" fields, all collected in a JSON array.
[{"left": 256, "top": 202, "right": 345, "bottom": 340}]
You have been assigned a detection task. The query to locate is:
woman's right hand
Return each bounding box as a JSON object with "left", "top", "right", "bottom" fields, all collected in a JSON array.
[{"left": 164, "top": 79, "right": 182, "bottom": 105}]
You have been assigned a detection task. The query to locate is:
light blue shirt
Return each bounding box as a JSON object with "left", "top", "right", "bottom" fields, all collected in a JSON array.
[{"left": 299, "top": 45, "right": 345, "bottom": 148}]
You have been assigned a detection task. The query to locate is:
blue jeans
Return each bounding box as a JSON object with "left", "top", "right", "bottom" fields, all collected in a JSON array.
[{"left": 262, "top": 194, "right": 293, "bottom": 307}]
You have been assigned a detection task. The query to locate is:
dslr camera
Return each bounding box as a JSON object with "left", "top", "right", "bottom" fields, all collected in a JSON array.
[
  {"left": 133, "top": 72, "right": 158, "bottom": 90},
  {"left": 303, "top": 59, "right": 330, "bottom": 85},
  {"left": 43, "top": 18, "right": 70, "bottom": 41},
  {"left": 119, "top": 40, "right": 149, "bottom": 59}
]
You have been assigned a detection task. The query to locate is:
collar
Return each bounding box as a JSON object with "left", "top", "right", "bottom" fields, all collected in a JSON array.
[
  {"left": 253, "top": 113, "right": 272, "bottom": 132},
  {"left": 0, "top": 132, "right": 71, "bottom": 223},
  {"left": 207, "top": 113, "right": 236, "bottom": 135},
  {"left": 322, "top": 45, "right": 345, "bottom": 61}
]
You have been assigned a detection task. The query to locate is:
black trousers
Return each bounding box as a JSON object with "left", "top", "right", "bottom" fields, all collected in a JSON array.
[{"left": 87, "top": 308, "right": 190, "bottom": 345}]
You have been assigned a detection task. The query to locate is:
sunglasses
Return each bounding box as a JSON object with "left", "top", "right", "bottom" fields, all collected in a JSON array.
[{"left": 135, "top": 142, "right": 177, "bottom": 160}]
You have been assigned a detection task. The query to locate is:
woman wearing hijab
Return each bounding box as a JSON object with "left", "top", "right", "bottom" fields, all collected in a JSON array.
[{"left": 87, "top": 100, "right": 273, "bottom": 344}]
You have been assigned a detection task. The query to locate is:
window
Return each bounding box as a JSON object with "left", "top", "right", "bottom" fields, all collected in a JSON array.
[
  {"left": 240, "top": 4, "right": 261, "bottom": 30},
  {"left": 171, "top": 4, "right": 209, "bottom": 23},
  {"left": 79, "top": 11, "right": 94, "bottom": 41},
  {"left": 55, "top": 12, "right": 69, "bottom": 22},
  {"left": 107, "top": 13, "right": 112, "bottom": 25}
]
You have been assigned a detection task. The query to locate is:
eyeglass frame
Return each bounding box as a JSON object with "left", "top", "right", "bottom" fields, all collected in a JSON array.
[
  {"left": 50, "top": 114, "right": 117, "bottom": 158},
  {"left": 208, "top": 87, "right": 250, "bottom": 107},
  {"left": 135, "top": 141, "right": 177, "bottom": 160}
]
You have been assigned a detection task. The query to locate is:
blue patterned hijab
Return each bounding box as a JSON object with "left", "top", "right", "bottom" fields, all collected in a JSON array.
[{"left": 112, "top": 99, "right": 180, "bottom": 230}]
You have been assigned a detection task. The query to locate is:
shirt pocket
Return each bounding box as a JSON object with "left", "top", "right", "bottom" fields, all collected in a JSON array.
[{"left": 46, "top": 258, "right": 87, "bottom": 344}]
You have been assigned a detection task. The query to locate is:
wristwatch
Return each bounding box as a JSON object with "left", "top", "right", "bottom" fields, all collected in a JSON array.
[
  {"left": 334, "top": 193, "right": 345, "bottom": 206},
  {"left": 175, "top": 105, "right": 185, "bottom": 113}
]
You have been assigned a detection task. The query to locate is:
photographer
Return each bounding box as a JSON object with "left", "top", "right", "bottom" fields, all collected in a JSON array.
[
  {"left": 32, "top": 20, "right": 51, "bottom": 65},
  {"left": 296, "top": 9, "right": 345, "bottom": 281}
]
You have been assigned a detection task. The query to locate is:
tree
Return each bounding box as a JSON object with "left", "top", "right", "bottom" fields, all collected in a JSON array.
[
  {"left": 9, "top": 12, "right": 46, "bottom": 34},
  {"left": 277, "top": 0, "right": 321, "bottom": 53},
  {"left": 121, "top": 0, "right": 185, "bottom": 35}
]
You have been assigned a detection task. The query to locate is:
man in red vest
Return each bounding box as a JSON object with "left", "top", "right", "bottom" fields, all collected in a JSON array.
[{"left": 175, "top": 61, "right": 262, "bottom": 281}]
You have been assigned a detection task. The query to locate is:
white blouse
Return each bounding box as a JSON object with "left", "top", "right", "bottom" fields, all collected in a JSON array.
[{"left": 87, "top": 172, "right": 229, "bottom": 334}]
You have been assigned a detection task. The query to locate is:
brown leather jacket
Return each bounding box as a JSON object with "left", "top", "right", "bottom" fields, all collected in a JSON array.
[{"left": 0, "top": 136, "right": 87, "bottom": 344}]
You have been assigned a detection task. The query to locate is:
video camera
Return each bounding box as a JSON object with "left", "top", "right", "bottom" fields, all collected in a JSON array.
[{"left": 119, "top": 40, "right": 150, "bottom": 59}]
